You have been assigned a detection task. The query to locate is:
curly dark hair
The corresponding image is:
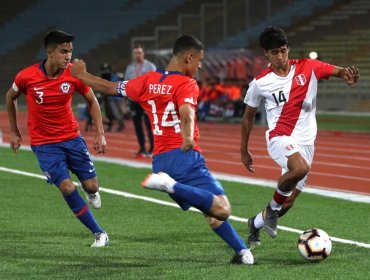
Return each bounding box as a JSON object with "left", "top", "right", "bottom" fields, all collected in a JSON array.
[{"left": 259, "top": 26, "right": 288, "bottom": 51}]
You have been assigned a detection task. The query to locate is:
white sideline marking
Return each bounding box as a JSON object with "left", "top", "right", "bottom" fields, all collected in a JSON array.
[
  {"left": 92, "top": 156, "right": 370, "bottom": 204},
  {"left": 0, "top": 166, "right": 369, "bottom": 249},
  {"left": 1, "top": 144, "right": 370, "bottom": 203}
]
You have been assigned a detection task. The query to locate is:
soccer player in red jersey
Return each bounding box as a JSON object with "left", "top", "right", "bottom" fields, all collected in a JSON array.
[
  {"left": 240, "top": 26, "right": 359, "bottom": 245},
  {"left": 6, "top": 30, "right": 109, "bottom": 247},
  {"left": 71, "top": 35, "right": 254, "bottom": 264}
]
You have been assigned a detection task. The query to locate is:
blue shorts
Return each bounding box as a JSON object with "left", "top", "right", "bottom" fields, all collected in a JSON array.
[
  {"left": 31, "top": 136, "right": 97, "bottom": 187},
  {"left": 152, "top": 148, "right": 225, "bottom": 210}
]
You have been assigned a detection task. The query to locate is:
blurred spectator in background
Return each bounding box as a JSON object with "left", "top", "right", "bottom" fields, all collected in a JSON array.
[
  {"left": 100, "top": 63, "right": 125, "bottom": 132},
  {"left": 115, "top": 72, "right": 130, "bottom": 119},
  {"left": 124, "top": 44, "right": 156, "bottom": 158},
  {"left": 197, "top": 78, "right": 244, "bottom": 121}
]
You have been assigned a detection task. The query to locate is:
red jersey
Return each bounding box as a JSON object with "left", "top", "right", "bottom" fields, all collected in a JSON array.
[
  {"left": 120, "top": 69, "right": 200, "bottom": 155},
  {"left": 13, "top": 62, "right": 90, "bottom": 145}
]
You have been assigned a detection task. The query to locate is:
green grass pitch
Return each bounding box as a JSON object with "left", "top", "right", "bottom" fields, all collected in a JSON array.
[{"left": 0, "top": 147, "right": 369, "bottom": 279}]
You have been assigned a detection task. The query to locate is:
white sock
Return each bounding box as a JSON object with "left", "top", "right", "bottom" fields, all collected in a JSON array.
[
  {"left": 270, "top": 200, "right": 282, "bottom": 211},
  {"left": 160, "top": 173, "right": 176, "bottom": 193},
  {"left": 253, "top": 212, "right": 264, "bottom": 229}
]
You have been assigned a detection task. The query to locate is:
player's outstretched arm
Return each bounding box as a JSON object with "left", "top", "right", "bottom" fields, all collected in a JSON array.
[
  {"left": 241, "top": 105, "right": 258, "bottom": 173},
  {"left": 332, "top": 65, "right": 360, "bottom": 85},
  {"left": 5, "top": 87, "right": 22, "bottom": 153},
  {"left": 83, "top": 89, "right": 107, "bottom": 154},
  {"left": 71, "top": 59, "right": 119, "bottom": 95},
  {"left": 179, "top": 104, "right": 195, "bottom": 151}
]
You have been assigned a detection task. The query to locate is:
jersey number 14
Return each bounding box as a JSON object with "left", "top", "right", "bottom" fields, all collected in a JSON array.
[
  {"left": 272, "top": 90, "right": 287, "bottom": 106},
  {"left": 147, "top": 100, "right": 181, "bottom": 135}
]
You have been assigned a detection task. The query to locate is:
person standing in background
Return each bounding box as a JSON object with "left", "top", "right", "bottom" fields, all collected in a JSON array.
[
  {"left": 100, "top": 63, "right": 125, "bottom": 132},
  {"left": 124, "top": 45, "right": 156, "bottom": 158}
]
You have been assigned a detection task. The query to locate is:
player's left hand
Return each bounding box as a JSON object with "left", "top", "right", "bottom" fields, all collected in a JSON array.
[
  {"left": 344, "top": 66, "right": 360, "bottom": 85},
  {"left": 10, "top": 131, "right": 22, "bottom": 153},
  {"left": 94, "top": 134, "right": 107, "bottom": 154},
  {"left": 241, "top": 150, "right": 255, "bottom": 173},
  {"left": 71, "top": 59, "right": 87, "bottom": 78}
]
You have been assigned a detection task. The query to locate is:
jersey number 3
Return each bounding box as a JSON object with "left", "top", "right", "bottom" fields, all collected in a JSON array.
[
  {"left": 35, "top": 91, "right": 44, "bottom": 104},
  {"left": 147, "top": 100, "right": 181, "bottom": 135}
]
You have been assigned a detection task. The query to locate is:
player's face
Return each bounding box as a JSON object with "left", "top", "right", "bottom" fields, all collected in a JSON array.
[
  {"left": 186, "top": 50, "right": 203, "bottom": 78},
  {"left": 133, "top": 47, "right": 145, "bottom": 63},
  {"left": 48, "top": 42, "right": 73, "bottom": 69},
  {"left": 265, "top": 45, "right": 289, "bottom": 70}
]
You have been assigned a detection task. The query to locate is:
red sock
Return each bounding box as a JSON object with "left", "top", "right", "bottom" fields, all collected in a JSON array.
[{"left": 270, "top": 189, "right": 292, "bottom": 210}]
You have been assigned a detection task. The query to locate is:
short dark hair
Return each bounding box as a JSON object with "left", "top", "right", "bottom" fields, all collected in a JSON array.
[
  {"left": 44, "top": 30, "right": 74, "bottom": 50},
  {"left": 133, "top": 44, "right": 145, "bottom": 51},
  {"left": 259, "top": 26, "right": 288, "bottom": 51},
  {"left": 173, "top": 35, "right": 203, "bottom": 55}
]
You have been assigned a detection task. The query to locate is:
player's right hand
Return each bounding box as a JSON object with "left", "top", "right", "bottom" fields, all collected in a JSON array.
[
  {"left": 241, "top": 150, "right": 254, "bottom": 172},
  {"left": 94, "top": 134, "right": 107, "bottom": 154},
  {"left": 181, "top": 138, "right": 194, "bottom": 151},
  {"left": 10, "top": 131, "right": 22, "bottom": 153},
  {"left": 71, "top": 59, "right": 87, "bottom": 78}
]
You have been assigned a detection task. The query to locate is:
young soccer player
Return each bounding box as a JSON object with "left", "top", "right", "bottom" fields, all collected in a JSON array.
[
  {"left": 71, "top": 35, "right": 254, "bottom": 264},
  {"left": 240, "top": 26, "right": 359, "bottom": 245},
  {"left": 6, "top": 30, "right": 109, "bottom": 247}
]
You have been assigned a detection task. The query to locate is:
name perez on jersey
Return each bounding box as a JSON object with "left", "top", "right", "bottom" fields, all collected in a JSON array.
[{"left": 149, "top": 83, "right": 172, "bottom": 95}]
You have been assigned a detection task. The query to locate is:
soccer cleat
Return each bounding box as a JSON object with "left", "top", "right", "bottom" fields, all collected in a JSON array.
[
  {"left": 133, "top": 149, "right": 147, "bottom": 159},
  {"left": 86, "top": 192, "right": 102, "bottom": 209},
  {"left": 247, "top": 217, "right": 261, "bottom": 246},
  {"left": 145, "top": 152, "right": 153, "bottom": 158},
  {"left": 262, "top": 204, "right": 279, "bottom": 238},
  {"left": 231, "top": 249, "right": 254, "bottom": 265},
  {"left": 141, "top": 172, "right": 176, "bottom": 193},
  {"left": 91, "top": 232, "right": 109, "bottom": 248},
  {"left": 134, "top": 152, "right": 146, "bottom": 159}
]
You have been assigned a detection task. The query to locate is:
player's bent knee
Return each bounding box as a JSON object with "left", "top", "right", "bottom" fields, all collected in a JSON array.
[
  {"left": 58, "top": 179, "right": 76, "bottom": 195},
  {"left": 213, "top": 204, "right": 231, "bottom": 221},
  {"left": 82, "top": 177, "right": 99, "bottom": 193},
  {"left": 294, "top": 164, "right": 310, "bottom": 180},
  {"left": 211, "top": 196, "right": 231, "bottom": 220},
  {"left": 214, "top": 210, "right": 230, "bottom": 221}
]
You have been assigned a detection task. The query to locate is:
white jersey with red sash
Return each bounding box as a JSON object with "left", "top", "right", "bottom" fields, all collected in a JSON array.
[{"left": 245, "top": 58, "right": 334, "bottom": 145}]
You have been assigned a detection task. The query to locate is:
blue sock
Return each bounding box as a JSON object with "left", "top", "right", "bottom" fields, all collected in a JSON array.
[
  {"left": 63, "top": 188, "right": 104, "bottom": 234},
  {"left": 174, "top": 182, "right": 214, "bottom": 213},
  {"left": 213, "top": 220, "right": 247, "bottom": 253}
]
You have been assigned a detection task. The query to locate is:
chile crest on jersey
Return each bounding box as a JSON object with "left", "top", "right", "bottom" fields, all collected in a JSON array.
[{"left": 60, "top": 82, "right": 72, "bottom": 94}]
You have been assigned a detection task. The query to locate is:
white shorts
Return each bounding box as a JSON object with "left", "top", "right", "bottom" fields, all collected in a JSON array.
[{"left": 266, "top": 135, "right": 314, "bottom": 191}]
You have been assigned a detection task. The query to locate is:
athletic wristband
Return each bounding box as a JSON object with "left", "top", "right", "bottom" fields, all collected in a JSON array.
[{"left": 117, "top": 81, "right": 128, "bottom": 97}]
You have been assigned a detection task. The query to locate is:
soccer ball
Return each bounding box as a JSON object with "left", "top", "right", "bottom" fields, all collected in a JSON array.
[{"left": 297, "top": 228, "right": 332, "bottom": 262}]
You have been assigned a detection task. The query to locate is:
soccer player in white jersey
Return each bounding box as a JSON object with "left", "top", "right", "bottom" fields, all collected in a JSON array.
[{"left": 240, "top": 26, "right": 359, "bottom": 245}]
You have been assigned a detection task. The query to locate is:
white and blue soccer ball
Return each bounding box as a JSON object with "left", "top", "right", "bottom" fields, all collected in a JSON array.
[{"left": 297, "top": 228, "right": 332, "bottom": 262}]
